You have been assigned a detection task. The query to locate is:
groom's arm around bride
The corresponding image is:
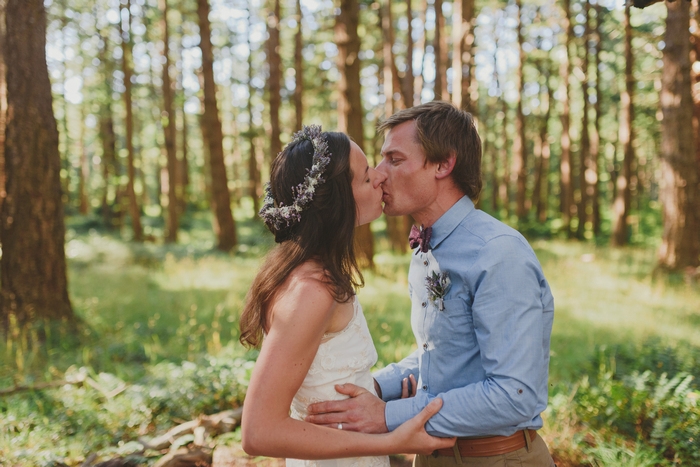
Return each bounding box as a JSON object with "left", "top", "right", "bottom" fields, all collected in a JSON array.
[{"left": 306, "top": 101, "right": 556, "bottom": 467}]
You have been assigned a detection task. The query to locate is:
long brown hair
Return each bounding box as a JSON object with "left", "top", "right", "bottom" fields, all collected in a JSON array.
[{"left": 239, "top": 132, "right": 363, "bottom": 348}]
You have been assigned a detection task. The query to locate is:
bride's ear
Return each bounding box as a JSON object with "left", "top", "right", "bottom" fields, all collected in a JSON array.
[{"left": 435, "top": 152, "right": 456, "bottom": 180}]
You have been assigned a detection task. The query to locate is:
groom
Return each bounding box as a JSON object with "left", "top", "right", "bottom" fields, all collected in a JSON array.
[{"left": 306, "top": 101, "right": 555, "bottom": 466}]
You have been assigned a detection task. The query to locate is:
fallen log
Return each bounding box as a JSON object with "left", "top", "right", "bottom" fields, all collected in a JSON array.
[{"left": 139, "top": 408, "right": 243, "bottom": 451}]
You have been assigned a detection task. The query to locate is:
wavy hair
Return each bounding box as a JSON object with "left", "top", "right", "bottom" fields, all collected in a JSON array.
[{"left": 239, "top": 132, "right": 363, "bottom": 348}]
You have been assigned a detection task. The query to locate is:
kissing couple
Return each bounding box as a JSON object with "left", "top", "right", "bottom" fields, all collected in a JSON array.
[{"left": 240, "top": 101, "right": 556, "bottom": 467}]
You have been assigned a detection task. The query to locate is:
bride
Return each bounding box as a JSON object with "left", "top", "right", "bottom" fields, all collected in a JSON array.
[{"left": 239, "top": 126, "right": 454, "bottom": 466}]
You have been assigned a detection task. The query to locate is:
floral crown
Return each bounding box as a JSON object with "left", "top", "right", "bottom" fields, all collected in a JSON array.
[{"left": 259, "top": 125, "right": 332, "bottom": 231}]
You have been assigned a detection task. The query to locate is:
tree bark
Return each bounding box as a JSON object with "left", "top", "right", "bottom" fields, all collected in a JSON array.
[
  {"left": 414, "top": 0, "right": 429, "bottom": 106},
  {"left": 78, "top": 102, "right": 89, "bottom": 215},
  {"left": 532, "top": 62, "right": 552, "bottom": 223},
  {"left": 612, "top": 2, "right": 635, "bottom": 247},
  {"left": 577, "top": 0, "right": 591, "bottom": 238},
  {"left": 591, "top": 2, "right": 602, "bottom": 235},
  {"left": 1, "top": 0, "right": 73, "bottom": 327},
  {"left": 381, "top": 0, "right": 409, "bottom": 253},
  {"left": 690, "top": 0, "right": 700, "bottom": 251},
  {"left": 336, "top": 0, "right": 374, "bottom": 268},
  {"left": 401, "top": 0, "right": 414, "bottom": 108},
  {"left": 0, "top": 0, "right": 7, "bottom": 213},
  {"left": 432, "top": 0, "right": 448, "bottom": 101},
  {"left": 120, "top": 0, "right": 143, "bottom": 241},
  {"left": 559, "top": 0, "right": 574, "bottom": 235},
  {"left": 247, "top": 8, "right": 261, "bottom": 214},
  {"left": 160, "top": 0, "right": 178, "bottom": 243},
  {"left": 513, "top": 0, "right": 528, "bottom": 221},
  {"left": 657, "top": 0, "right": 699, "bottom": 270},
  {"left": 197, "top": 0, "right": 237, "bottom": 251},
  {"left": 294, "top": 0, "right": 303, "bottom": 132},
  {"left": 179, "top": 74, "right": 189, "bottom": 215},
  {"left": 267, "top": 0, "right": 282, "bottom": 162}
]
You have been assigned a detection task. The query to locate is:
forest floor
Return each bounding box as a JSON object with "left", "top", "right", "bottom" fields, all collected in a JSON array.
[{"left": 1, "top": 224, "right": 699, "bottom": 466}]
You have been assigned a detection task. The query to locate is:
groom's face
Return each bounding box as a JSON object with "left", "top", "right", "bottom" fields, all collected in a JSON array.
[{"left": 377, "top": 120, "right": 438, "bottom": 218}]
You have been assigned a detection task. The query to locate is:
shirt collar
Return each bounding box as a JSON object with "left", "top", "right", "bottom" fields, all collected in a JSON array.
[{"left": 429, "top": 196, "right": 474, "bottom": 249}]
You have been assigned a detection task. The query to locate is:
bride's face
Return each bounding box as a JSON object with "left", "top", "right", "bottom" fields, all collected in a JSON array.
[{"left": 349, "top": 142, "right": 386, "bottom": 227}]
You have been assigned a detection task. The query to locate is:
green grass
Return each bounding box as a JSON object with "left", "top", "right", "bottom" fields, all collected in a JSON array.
[{"left": 1, "top": 223, "right": 699, "bottom": 466}]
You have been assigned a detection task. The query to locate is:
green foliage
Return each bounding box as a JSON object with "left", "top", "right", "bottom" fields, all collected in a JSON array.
[
  {"left": 0, "top": 350, "right": 256, "bottom": 466},
  {"left": 573, "top": 343, "right": 700, "bottom": 465},
  {"left": 2, "top": 232, "right": 699, "bottom": 466}
]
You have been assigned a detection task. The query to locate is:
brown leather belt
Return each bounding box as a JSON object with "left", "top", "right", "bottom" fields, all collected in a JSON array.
[{"left": 432, "top": 429, "right": 537, "bottom": 458}]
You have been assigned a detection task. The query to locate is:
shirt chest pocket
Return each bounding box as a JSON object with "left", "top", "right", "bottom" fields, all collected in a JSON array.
[{"left": 429, "top": 298, "right": 477, "bottom": 351}]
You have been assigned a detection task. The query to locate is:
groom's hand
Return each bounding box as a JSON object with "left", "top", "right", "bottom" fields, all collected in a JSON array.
[{"left": 305, "top": 383, "right": 388, "bottom": 433}]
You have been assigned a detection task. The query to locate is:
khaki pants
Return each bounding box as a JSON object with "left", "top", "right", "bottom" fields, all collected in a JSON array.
[{"left": 413, "top": 433, "right": 555, "bottom": 467}]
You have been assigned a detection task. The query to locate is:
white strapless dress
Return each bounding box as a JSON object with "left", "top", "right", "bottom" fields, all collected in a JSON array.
[{"left": 286, "top": 296, "right": 390, "bottom": 467}]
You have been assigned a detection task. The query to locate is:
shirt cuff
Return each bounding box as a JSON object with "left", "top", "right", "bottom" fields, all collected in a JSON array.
[
  {"left": 373, "top": 367, "right": 405, "bottom": 401},
  {"left": 384, "top": 393, "right": 432, "bottom": 432}
]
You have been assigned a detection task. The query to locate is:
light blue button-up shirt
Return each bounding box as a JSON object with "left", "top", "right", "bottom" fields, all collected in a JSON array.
[{"left": 374, "top": 196, "right": 554, "bottom": 438}]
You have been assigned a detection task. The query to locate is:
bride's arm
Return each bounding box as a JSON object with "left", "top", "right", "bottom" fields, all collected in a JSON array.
[{"left": 241, "top": 275, "right": 454, "bottom": 459}]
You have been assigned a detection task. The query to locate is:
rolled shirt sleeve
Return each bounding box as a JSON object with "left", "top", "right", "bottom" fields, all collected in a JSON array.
[{"left": 380, "top": 198, "right": 554, "bottom": 438}]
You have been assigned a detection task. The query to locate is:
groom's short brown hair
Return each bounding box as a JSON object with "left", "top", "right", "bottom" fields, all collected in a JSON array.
[{"left": 377, "top": 101, "right": 482, "bottom": 201}]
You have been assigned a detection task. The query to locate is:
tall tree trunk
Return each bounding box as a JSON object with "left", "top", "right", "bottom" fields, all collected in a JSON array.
[
  {"left": 514, "top": 0, "right": 528, "bottom": 221},
  {"left": 657, "top": 0, "right": 699, "bottom": 270},
  {"left": 0, "top": 0, "right": 7, "bottom": 213},
  {"left": 591, "top": 2, "right": 602, "bottom": 235},
  {"left": 179, "top": 72, "right": 189, "bottom": 215},
  {"left": 294, "top": 0, "right": 303, "bottom": 131},
  {"left": 267, "top": 0, "right": 282, "bottom": 163},
  {"left": 96, "top": 10, "right": 120, "bottom": 229},
  {"left": 197, "top": 0, "right": 237, "bottom": 251},
  {"left": 381, "top": 0, "right": 406, "bottom": 111},
  {"left": 690, "top": 0, "right": 700, "bottom": 250},
  {"left": 247, "top": 8, "right": 261, "bottom": 214},
  {"left": 577, "top": 0, "right": 591, "bottom": 238},
  {"left": 1, "top": 0, "right": 73, "bottom": 327},
  {"left": 433, "top": 0, "right": 448, "bottom": 101},
  {"left": 381, "top": 0, "right": 408, "bottom": 253},
  {"left": 532, "top": 63, "right": 552, "bottom": 223},
  {"left": 451, "top": 0, "right": 464, "bottom": 109},
  {"left": 120, "top": 0, "right": 143, "bottom": 241},
  {"left": 500, "top": 97, "right": 511, "bottom": 218},
  {"left": 160, "top": 0, "right": 178, "bottom": 243},
  {"left": 336, "top": 0, "right": 374, "bottom": 268},
  {"left": 560, "top": 0, "right": 574, "bottom": 235},
  {"left": 414, "top": 0, "right": 428, "bottom": 106},
  {"left": 612, "top": 2, "right": 634, "bottom": 247},
  {"left": 401, "top": 0, "right": 414, "bottom": 108},
  {"left": 58, "top": 0, "right": 71, "bottom": 207},
  {"left": 78, "top": 102, "right": 89, "bottom": 214},
  {"left": 453, "top": 0, "right": 476, "bottom": 112},
  {"left": 489, "top": 112, "right": 499, "bottom": 213}
]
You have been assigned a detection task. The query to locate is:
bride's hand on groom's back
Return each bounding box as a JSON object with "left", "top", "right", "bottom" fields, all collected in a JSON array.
[{"left": 305, "top": 383, "right": 388, "bottom": 433}]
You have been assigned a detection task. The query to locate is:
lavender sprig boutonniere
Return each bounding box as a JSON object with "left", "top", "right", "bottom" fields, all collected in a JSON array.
[{"left": 425, "top": 271, "right": 451, "bottom": 311}]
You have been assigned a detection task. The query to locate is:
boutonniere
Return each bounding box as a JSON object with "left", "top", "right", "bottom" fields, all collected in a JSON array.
[{"left": 425, "top": 271, "right": 451, "bottom": 311}]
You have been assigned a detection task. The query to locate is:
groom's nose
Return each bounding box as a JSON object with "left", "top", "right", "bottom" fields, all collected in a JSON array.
[
  {"left": 373, "top": 169, "right": 387, "bottom": 188},
  {"left": 376, "top": 159, "right": 388, "bottom": 176}
]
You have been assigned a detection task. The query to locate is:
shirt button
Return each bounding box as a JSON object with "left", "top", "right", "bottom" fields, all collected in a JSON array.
[
  {"left": 421, "top": 302, "right": 427, "bottom": 308},
  {"left": 423, "top": 343, "right": 428, "bottom": 350},
  {"left": 422, "top": 385, "right": 427, "bottom": 390},
  {"left": 423, "top": 260, "right": 428, "bottom": 266}
]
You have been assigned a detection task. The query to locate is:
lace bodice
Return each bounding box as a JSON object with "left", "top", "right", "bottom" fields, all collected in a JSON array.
[{"left": 287, "top": 297, "right": 389, "bottom": 467}]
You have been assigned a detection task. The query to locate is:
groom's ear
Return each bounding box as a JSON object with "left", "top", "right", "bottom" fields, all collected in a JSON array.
[{"left": 435, "top": 152, "right": 457, "bottom": 180}]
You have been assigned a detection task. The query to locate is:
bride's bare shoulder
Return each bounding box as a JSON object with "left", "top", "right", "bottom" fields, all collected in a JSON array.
[{"left": 269, "top": 260, "right": 335, "bottom": 320}]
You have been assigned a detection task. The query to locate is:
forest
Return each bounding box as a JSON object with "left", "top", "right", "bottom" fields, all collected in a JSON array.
[{"left": 0, "top": 0, "right": 699, "bottom": 465}]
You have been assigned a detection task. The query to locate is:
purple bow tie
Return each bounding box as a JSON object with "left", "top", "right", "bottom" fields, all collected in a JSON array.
[{"left": 409, "top": 225, "right": 432, "bottom": 253}]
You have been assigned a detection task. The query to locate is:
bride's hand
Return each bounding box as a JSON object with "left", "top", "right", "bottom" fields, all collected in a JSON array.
[
  {"left": 389, "top": 398, "right": 456, "bottom": 455},
  {"left": 400, "top": 374, "right": 417, "bottom": 399}
]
